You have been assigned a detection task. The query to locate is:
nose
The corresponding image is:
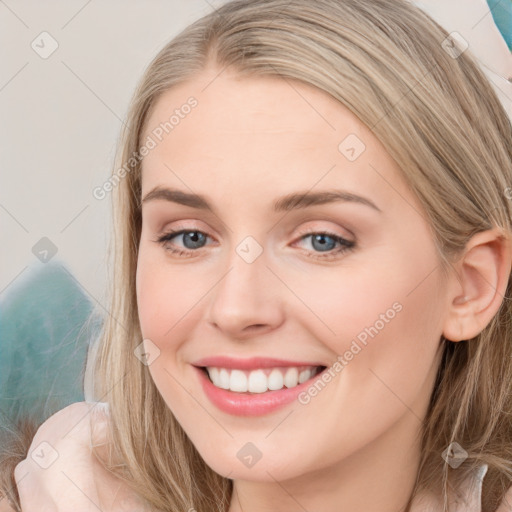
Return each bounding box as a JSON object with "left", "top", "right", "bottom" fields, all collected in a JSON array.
[{"left": 204, "top": 246, "right": 284, "bottom": 340}]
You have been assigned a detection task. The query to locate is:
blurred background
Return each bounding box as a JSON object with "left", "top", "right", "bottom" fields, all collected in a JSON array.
[{"left": 0, "top": 0, "right": 510, "bottom": 429}]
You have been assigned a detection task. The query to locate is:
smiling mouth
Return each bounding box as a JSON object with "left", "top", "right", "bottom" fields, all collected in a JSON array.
[{"left": 198, "top": 365, "right": 327, "bottom": 394}]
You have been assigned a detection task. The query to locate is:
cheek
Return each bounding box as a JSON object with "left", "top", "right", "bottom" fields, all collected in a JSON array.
[
  {"left": 135, "top": 248, "right": 215, "bottom": 396},
  {"left": 326, "top": 257, "right": 443, "bottom": 422},
  {"left": 136, "top": 248, "right": 203, "bottom": 342},
  {"left": 287, "top": 243, "right": 444, "bottom": 402},
  {"left": 136, "top": 260, "right": 169, "bottom": 342},
  {"left": 281, "top": 260, "right": 427, "bottom": 357},
  {"left": 135, "top": 251, "right": 199, "bottom": 413},
  {"left": 279, "top": 255, "right": 443, "bottom": 467}
]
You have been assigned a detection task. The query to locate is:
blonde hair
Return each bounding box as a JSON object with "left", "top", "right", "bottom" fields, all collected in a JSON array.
[{"left": 86, "top": 0, "right": 512, "bottom": 510}]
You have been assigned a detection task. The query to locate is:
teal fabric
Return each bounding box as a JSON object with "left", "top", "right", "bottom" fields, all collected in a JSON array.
[
  {"left": 0, "top": 260, "right": 102, "bottom": 427},
  {"left": 487, "top": 0, "right": 512, "bottom": 49}
]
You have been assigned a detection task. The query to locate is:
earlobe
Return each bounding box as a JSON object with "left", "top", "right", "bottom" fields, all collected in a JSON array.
[{"left": 442, "top": 228, "right": 512, "bottom": 343}]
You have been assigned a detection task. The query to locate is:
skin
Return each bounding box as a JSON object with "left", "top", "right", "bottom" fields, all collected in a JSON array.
[
  {"left": 135, "top": 65, "right": 511, "bottom": 512},
  {"left": 0, "top": 498, "right": 14, "bottom": 512}
]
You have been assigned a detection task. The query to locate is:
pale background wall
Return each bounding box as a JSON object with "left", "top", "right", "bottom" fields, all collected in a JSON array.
[{"left": 1, "top": 0, "right": 229, "bottom": 308}]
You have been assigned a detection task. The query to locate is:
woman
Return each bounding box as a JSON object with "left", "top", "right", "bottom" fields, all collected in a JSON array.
[{"left": 5, "top": 0, "right": 512, "bottom": 510}]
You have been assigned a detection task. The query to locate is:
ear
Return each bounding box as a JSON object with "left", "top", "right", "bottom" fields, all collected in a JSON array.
[{"left": 442, "top": 227, "right": 512, "bottom": 342}]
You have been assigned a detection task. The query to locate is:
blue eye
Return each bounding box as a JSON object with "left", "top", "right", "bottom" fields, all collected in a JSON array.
[
  {"left": 154, "top": 229, "right": 211, "bottom": 257},
  {"left": 296, "top": 231, "right": 355, "bottom": 258},
  {"left": 154, "top": 228, "right": 355, "bottom": 260}
]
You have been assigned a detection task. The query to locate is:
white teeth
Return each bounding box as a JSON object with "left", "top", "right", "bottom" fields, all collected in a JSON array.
[
  {"left": 205, "top": 365, "right": 322, "bottom": 393},
  {"left": 284, "top": 367, "right": 298, "bottom": 388},
  {"left": 248, "top": 370, "right": 268, "bottom": 393},
  {"left": 208, "top": 367, "right": 219, "bottom": 383},
  {"left": 268, "top": 369, "right": 284, "bottom": 390},
  {"left": 218, "top": 368, "right": 230, "bottom": 389},
  {"left": 299, "top": 368, "right": 312, "bottom": 383},
  {"left": 230, "top": 369, "right": 248, "bottom": 392}
]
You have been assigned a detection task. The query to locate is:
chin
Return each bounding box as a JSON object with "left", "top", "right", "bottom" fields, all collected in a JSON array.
[{"left": 194, "top": 440, "right": 307, "bottom": 482}]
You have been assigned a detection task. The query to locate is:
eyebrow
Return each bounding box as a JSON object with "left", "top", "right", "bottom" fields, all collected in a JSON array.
[{"left": 141, "top": 186, "right": 382, "bottom": 213}]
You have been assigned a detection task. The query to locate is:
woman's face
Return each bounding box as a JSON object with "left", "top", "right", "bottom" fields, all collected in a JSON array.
[{"left": 136, "top": 68, "right": 448, "bottom": 483}]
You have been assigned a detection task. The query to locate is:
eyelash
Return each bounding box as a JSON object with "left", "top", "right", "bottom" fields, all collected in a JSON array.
[{"left": 153, "top": 226, "right": 356, "bottom": 261}]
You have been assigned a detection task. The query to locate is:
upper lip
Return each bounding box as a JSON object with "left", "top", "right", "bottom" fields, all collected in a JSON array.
[{"left": 192, "top": 356, "right": 327, "bottom": 370}]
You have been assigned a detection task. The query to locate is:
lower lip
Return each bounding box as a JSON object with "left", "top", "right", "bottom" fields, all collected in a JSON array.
[{"left": 194, "top": 366, "right": 324, "bottom": 416}]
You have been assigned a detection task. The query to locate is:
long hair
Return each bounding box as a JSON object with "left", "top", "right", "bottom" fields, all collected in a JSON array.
[{"left": 84, "top": 1, "right": 512, "bottom": 510}]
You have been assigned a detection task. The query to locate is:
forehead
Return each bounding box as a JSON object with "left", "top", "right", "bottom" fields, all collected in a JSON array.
[{"left": 140, "top": 70, "right": 409, "bottom": 213}]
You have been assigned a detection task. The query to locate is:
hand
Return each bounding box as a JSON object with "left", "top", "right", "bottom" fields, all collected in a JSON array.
[{"left": 14, "top": 401, "right": 150, "bottom": 512}]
